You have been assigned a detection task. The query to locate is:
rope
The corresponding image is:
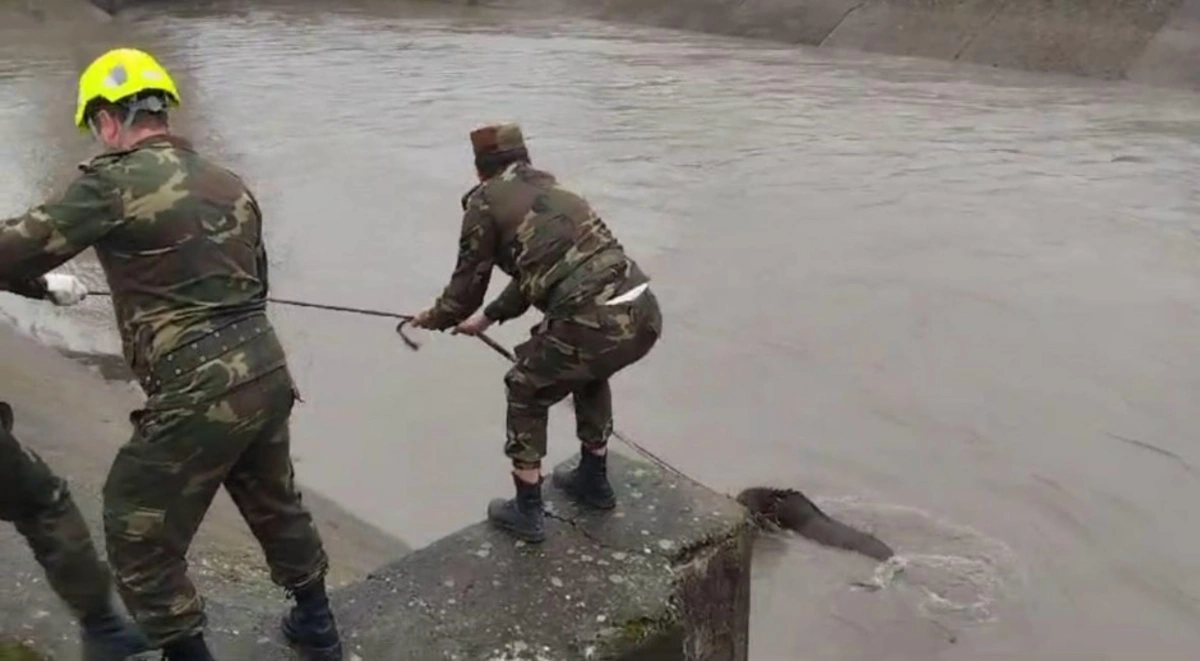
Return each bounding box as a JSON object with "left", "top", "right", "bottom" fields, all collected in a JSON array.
[
  {"left": 86, "top": 289, "right": 703, "bottom": 487},
  {"left": 88, "top": 290, "right": 420, "bottom": 350},
  {"left": 88, "top": 290, "right": 413, "bottom": 320}
]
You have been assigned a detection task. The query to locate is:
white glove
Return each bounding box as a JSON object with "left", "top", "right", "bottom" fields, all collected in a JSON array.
[{"left": 43, "top": 273, "right": 88, "bottom": 306}]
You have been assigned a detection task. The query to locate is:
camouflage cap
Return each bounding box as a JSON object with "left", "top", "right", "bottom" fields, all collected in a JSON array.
[{"left": 470, "top": 123, "right": 526, "bottom": 158}]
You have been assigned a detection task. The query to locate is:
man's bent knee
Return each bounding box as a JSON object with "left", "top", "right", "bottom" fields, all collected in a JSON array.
[{"left": 503, "top": 366, "right": 538, "bottom": 402}]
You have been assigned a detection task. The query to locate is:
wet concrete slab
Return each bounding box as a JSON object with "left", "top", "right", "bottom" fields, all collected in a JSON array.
[
  {"left": 314, "top": 451, "right": 753, "bottom": 660},
  {"left": 0, "top": 642, "right": 47, "bottom": 661},
  {"left": 0, "top": 521, "right": 294, "bottom": 660}
]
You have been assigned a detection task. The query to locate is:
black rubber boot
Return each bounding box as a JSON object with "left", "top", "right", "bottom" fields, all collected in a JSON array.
[
  {"left": 80, "top": 608, "right": 151, "bottom": 661},
  {"left": 486, "top": 474, "right": 546, "bottom": 543},
  {"left": 160, "top": 633, "right": 215, "bottom": 661},
  {"left": 281, "top": 580, "right": 343, "bottom": 660},
  {"left": 552, "top": 450, "right": 616, "bottom": 510}
]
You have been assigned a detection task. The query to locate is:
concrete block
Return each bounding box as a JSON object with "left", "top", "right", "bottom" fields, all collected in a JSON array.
[
  {"left": 1127, "top": 0, "right": 1200, "bottom": 88},
  {"left": 820, "top": 0, "right": 1002, "bottom": 58},
  {"left": 594, "top": 0, "right": 862, "bottom": 45},
  {"left": 958, "top": 0, "right": 1183, "bottom": 79},
  {"left": 317, "top": 451, "right": 753, "bottom": 660}
]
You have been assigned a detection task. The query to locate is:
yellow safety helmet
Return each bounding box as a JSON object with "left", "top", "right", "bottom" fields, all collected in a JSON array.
[{"left": 74, "top": 48, "right": 180, "bottom": 130}]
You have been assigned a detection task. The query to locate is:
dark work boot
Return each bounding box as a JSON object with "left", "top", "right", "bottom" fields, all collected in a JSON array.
[
  {"left": 281, "top": 580, "right": 343, "bottom": 660},
  {"left": 552, "top": 450, "right": 616, "bottom": 510},
  {"left": 80, "top": 607, "right": 151, "bottom": 661},
  {"left": 160, "top": 633, "right": 215, "bottom": 660},
  {"left": 486, "top": 474, "right": 546, "bottom": 543}
]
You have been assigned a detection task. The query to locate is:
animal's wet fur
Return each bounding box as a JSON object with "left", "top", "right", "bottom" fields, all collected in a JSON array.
[{"left": 736, "top": 487, "right": 894, "bottom": 562}]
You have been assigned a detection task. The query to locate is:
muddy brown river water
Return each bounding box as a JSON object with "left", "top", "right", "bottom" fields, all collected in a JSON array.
[{"left": 3, "top": 1, "right": 1200, "bottom": 658}]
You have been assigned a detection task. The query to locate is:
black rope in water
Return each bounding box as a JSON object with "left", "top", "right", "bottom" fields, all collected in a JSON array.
[{"left": 87, "top": 289, "right": 702, "bottom": 487}]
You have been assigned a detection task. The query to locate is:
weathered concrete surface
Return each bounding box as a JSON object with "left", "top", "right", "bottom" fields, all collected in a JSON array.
[
  {"left": 0, "top": 642, "right": 45, "bottom": 661},
  {"left": 316, "top": 452, "right": 753, "bottom": 661},
  {"left": 592, "top": 0, "right": 860, "bottom": 45},
  {"left": 0, "top": 322, "right": 409, "bottom": 659},
  {"left": 953, "top": 0, "right": 1182, "bottom": 80},
  {"left": 22, "top": 0, "right": 117, "bottom": 22},
  {"left": 69, "top": 0, "right": 1200, "bottom": 86},
  {"left": 438, "top": 0, "right": 1198, "bottom": 86},
  {"left": 818, "top": 0, "right": 1005, "bottom": 59},
  {"left": 1128, "top": 0, "right": 1200, "bottom": 87}
]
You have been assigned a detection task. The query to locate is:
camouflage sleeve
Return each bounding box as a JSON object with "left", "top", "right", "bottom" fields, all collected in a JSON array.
[
  {"left": 0, "top": 170, "right": 123, "bottom": 285},
  {"left": 483, "top": 278, "right": 530, "bottom": 323},
  {"left": 426, "top": 201, "right": 497, "bottom": 330}
]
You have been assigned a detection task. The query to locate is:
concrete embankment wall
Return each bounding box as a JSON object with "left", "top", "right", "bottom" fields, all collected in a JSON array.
[
  {"left": 1128, "top": 0, "right": 1200, "bottom": 87},
  {"left": 80, "top": 0, "right": 1200, "bottom": 85},
  {"left": 481, "top": 0, "right": 1200, "bottom": 87}
]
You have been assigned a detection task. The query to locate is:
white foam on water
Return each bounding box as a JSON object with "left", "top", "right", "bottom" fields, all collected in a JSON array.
[
  {"left": 856, "top": 553, "right": 1007, "bottom": 622},
  {"left": 820, "top": 496, "right": 1025, "bottom": 626}
]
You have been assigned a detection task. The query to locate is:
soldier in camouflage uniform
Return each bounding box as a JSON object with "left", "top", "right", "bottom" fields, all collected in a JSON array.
[
  {"left": 412, "top": 124, "right": 663, "bottom": 543},
  {"left": 0, "top": 401, "right": 150, "bottom": 660},
  {"left": 0, "top": 48, "right": 342, "bottom": 660}
]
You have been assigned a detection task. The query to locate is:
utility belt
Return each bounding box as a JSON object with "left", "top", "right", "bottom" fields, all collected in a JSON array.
[{"left": 139, "top": 314, "right": 276, "bottom": 395}]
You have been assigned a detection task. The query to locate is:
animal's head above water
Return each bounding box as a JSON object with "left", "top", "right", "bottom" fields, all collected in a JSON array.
[
  {"left": 735, "top": 487, "right": 802, "bottom": 529},
  {"left": 735, "top": 487, "right": 799, "bottom": 511},
  {"left": 736, "top": 485, "right": 895, "bottom": 562}
]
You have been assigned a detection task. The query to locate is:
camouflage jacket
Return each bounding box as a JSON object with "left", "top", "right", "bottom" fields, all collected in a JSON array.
[
  {"left": 426, "top": 162, "right": 649, "bottom": 330},
  {"left": 0, "top": 135, "right": 287, "bottom": 407}
]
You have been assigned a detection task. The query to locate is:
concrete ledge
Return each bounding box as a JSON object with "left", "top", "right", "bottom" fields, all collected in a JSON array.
[
  {"left": 591, "top": 0, "right": 861, "bottom": 45},
  {"left": 461, "top": 0, "right": 1198, "bottom": 87},
  {"left": 0, "top": 642, "right": 46, "bottom": 661},
  {"left": 1125, "top": 0, "right": 1200, "bottom": 86},
  {"left": 75, "top": 0, "right": 1200, "bottom": 87},
  {"left": 316, "top": 452, "right": 752, "bottom": 660},
  {"left": 821, "top": 0, "right": 1004, "bottom": 59}
]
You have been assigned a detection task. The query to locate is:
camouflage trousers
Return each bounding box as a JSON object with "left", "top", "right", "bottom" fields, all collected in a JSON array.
[
  {"left": 0, "top": 403, "right": 114, "bottom": 622},
  {"left": 504, "top": 288, "right": 663, "bottom": 468},
  {"left": 102, "top": 368, "right": 330, "bottom": 646}
]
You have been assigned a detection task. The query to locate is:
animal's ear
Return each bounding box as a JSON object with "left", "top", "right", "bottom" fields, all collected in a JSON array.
[{"left": 0, "top": 402, "right": 13, "bottom": 433}]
